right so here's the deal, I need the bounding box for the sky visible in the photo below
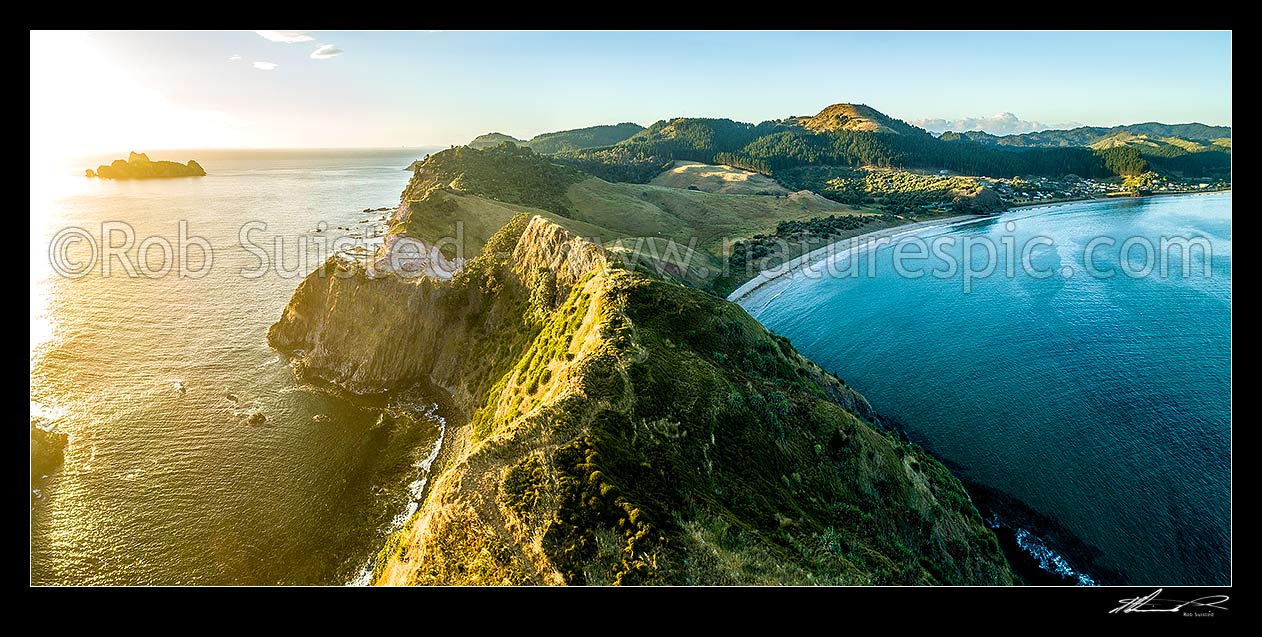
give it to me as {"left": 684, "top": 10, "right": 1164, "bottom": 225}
{"left": 30, "top": 30, "right": 1231, "bottom": 159}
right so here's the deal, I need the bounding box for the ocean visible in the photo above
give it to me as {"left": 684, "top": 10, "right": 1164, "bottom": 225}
{"left": 30, "top": 148, "right": 447, "bottom": 585}
{"left": 738, "top": 193, "right": 1232, "bottom": 585}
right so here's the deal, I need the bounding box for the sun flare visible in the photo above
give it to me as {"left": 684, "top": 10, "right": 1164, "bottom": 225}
{"left": 30, "top": 31, "right": 245, "bottom": 169}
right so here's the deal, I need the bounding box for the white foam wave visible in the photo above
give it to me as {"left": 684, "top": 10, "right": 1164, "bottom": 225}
{"left": 346, "top": 400, "right": 447, "bottom": 586}
{"left": 1012, "top": 527, "right": 1097, "bottom": 586}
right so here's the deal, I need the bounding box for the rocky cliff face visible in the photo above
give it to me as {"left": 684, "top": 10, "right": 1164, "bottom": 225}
{"left": 269, "top": 214, "right": 1014, "bottom": 585}
{"left": 267, "top": 215, "right": 578, "bottom": 410}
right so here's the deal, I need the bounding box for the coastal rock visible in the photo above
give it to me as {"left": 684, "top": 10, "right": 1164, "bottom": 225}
{"left": 31, "top": 421, "right": 68, "bottom": 480}
{"left": 86, "top": 151, "right": 206, "bottom": 179}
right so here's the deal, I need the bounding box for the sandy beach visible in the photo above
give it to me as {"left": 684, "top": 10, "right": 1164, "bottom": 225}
{"left": 727, "top": 190, "right": 1232, "bottom": 308}
{"left": 726, "top": 215, "right": 980, "bottom": 304}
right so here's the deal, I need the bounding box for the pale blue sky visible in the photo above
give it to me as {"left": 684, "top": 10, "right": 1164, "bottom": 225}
{"left": 31, "top": 30, "right": 1232, "bottom": 154}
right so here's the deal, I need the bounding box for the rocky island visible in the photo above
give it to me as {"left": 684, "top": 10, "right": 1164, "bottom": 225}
{"left": 85, "top": 152, "right": 206, "bottom": 179}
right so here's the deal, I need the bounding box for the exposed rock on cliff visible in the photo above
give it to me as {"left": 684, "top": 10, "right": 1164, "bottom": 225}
{"left": 268, "top": 214, "right": 1014, "bottom": 586}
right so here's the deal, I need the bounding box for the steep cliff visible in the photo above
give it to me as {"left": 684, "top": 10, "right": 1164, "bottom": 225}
{"left": 269, "top": 214, "right": 1014, "bottom": 585}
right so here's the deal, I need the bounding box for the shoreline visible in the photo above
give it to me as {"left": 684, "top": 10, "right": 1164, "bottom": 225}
{"left": 725, "top": 214, "right": 980, "bottom": 304}
{"left": 727, "top": 189, "right": 1232, "bottom": 305}
{"left": 1005, "top": 187, "right": 1231, "bottom": 214}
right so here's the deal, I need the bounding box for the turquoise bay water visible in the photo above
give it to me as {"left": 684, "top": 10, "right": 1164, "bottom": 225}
{"left": 30, "top": 148, "right": 446, "bottom": 585}
{"left": 740, "top": 193, "right": 1231, "bottom": 585}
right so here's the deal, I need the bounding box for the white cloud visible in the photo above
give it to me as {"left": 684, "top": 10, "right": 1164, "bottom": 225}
{"left": 255, "top": 30, "right": 314, "bottom": 43}
{"left": 228, "top": 54, "right": 242, "bottom": 62}
{"left": 912, "top": 112, "right": 1079, "bottom": 136}
{"left": 252, "top": 61, "right": 279, "bottom": 71}
{"left": 309, "top": 44, "right": 344, "bottom": 60}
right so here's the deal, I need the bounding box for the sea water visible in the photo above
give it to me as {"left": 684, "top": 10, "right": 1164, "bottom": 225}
{"left": 740, "top": 193, "right": 1231, "bottom": 585}
{"left": 30, "top": 148, "right": 446, "bottom": 585}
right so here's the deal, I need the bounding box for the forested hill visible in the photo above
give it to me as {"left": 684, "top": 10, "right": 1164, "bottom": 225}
{"left": 542, "top": 104, "right": 1228, "bottom": 182}
{"left": 469, "top": 132, "right": 526, "bottom": 149}
{"left": 526, "top": 123, "right": 646, "bottom": 154}
{"left": 938, "top": 122, "right": 1231, "bottom": 178}
{"left": 466, "top": 123, "right": 646, "bottom": 154}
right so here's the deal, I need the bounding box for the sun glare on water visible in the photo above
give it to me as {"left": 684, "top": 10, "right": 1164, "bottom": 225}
{"left": 28, "top": 31, "right": 249, "bottom": 370}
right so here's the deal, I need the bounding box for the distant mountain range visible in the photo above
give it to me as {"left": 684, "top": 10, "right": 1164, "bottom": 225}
{"left": 912, "top": 113, "right": 1067, "bottom": 136}
{"left": 939, "top": 122, "right": 1231, "bottom": 147}
{"left": 468, "top": 104, "right": 1231, "bottom": 180}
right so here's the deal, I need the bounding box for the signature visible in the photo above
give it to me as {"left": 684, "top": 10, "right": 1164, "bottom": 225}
{"left": 1110, "top": 589, "right": 1230, "bottom": 614}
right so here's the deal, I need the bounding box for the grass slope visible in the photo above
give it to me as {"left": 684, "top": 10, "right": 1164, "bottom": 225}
{"left": 649, "top": 160, "right": 791, "bottom": 195}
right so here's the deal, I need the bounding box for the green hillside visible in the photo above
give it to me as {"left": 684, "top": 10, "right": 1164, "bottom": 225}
{"left": 560, "top": 104, "right": 1153, "bottom": 180}
{"left": 397, "top": 144, "right": 897, "bottom": 295}
{"left": 526, "top": 122, "right": 645, "bottom": 154}
{"left": 403, "top": 143, "right": 587, "bottom": 216}
{"left": 941, "top": 123, "right": 1232, "bottom": 178}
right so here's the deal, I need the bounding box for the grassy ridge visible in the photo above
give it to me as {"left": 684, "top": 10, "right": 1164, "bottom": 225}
{"left": 298, "top": 216, "right": 1015, "bottom": 585}
{"left": 403, "top": 143, "right": 586, "bottom": 216}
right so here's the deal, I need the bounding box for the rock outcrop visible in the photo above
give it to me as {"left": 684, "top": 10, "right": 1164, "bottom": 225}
{"left": 86, "top": 152, "right": 206, "bottom": 179}
{"left": 31, "top": 422, "right": 68, "bottom": 480}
